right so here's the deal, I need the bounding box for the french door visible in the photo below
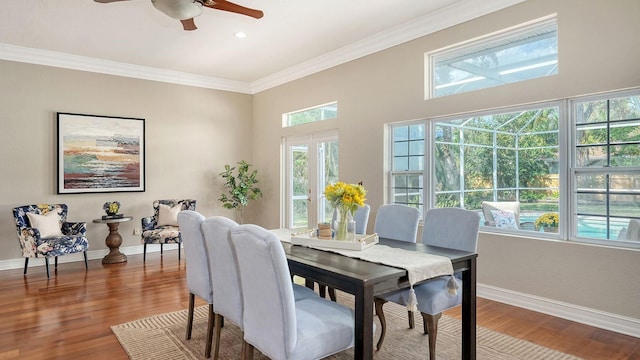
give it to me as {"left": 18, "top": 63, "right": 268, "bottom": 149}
{"left": 284, "top": 132, "right": 339, "bottom": 229}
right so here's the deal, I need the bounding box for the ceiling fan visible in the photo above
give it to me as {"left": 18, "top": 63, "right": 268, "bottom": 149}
{"left": 94, "top": 0, "right": 264, "bottom": 31}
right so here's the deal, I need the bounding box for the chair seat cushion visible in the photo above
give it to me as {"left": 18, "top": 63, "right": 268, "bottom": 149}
{"left": 288, "top": 297, "right": 355, "bottom": 360}
{"left": 381, "top": 275, "right": 462, "bottom": 315}
{"left": 142, "top": 226, "right": 181, "bottom": 244}
{"left": 292, "top": 284, "right": 319, "bottom": 301}
{"left": 36, "top": 235, "right": 89, "bottom": 257}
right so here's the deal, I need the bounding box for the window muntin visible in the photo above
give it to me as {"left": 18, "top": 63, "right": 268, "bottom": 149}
{"left": 572, "top": 93, "right": 640, "bottom": 244}
{"left": 283, "top": 102, "right": 337, "bottom": 127}
{"left": 429, "top": 17, "right": 558, "bottom": 98}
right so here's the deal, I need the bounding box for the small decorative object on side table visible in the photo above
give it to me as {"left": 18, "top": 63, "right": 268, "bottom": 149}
{"left": 102, "top": 201, "right": 124, "bottom": 220}
{"left": 93, "top": 207, "right": 132, "bottom": 264}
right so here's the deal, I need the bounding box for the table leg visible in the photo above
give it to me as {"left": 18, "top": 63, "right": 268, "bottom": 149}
{"left": 354, "top": 285, "right": 374, "bottom": 360}
{"left": 102, "top": 222, "right": 127, "bottom": 264}
{"left": 461, "top": 257, "right": 477, "bottom": 360}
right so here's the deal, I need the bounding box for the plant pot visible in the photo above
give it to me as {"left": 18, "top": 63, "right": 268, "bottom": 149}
{"left": 543, "top": 226, "right": 558, "bottom": 233}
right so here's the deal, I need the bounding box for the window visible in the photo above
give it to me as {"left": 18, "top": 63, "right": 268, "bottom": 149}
{"left": 283, "top": 102, "right": 338, "bottom": 127}
{"left": 390, "top": 105, "right": 561, "bottom": 233}
{"left": 571, "top": 91, "right": 640, "bottom": 244}
{"left": 388, "top": 89, "right": 640, "bottom": 248}
{"left": 390, "top": 124, "right": 425, "bottom": 214}
{"left": 428, "top": 17, "right": 558, "bottom": 98}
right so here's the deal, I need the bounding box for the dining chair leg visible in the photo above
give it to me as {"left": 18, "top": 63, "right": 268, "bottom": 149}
{"left": 143, "top": 244, "right": 147, "bottom": 263}
{"left": 422, "top": 312, "right": 442, "bottom": 360}
{"left": 186, "top": 293, "right": 195, "bottom": 340}
{"left": 407, "top": 310, "right": 415, "bottom": 329}
{"left": 178, "top": 243, "right": 181, "bottom": 261}
{"left": 23, "top": 258, "right": 29, "bottom": 275}
{"left": 213, "top": 313, "right": 223, "bottom": 360}
{"left": 83, "top": 251, "right": 88, "bottom": 269}
{"left": 319, "top": 284, "right": 327, "bottom": 298}
{"left": 374, "top": 297, "right": 387, "bottom": 351}
{"left": 241, "top": 340, "right": 254, "bottom": 360}
{"left": 205, "top": 304, "right": 214, "bottom": 358}
{"left": 328, "top": 287, "right": 337, "bottom": 301}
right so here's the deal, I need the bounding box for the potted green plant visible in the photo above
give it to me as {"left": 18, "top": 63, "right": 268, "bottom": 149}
{"left": 218, "top": 160, "right": 262, "bottom": 224}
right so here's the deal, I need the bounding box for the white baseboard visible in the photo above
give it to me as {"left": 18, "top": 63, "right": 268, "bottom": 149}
{"left": 478, "top": 283, "right": 640, "bottom": 338}
{"left": 0, "top": 244, "right": 173, "bottom": 271}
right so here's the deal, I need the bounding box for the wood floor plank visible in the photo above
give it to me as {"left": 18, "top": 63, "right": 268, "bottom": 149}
{"left": 0, "top": 250, "right": 637, "bottom": 359}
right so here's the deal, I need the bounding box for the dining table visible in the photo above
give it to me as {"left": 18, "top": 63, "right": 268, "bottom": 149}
{"left": 276, "top": 231, "right": 478, "bottom": 360}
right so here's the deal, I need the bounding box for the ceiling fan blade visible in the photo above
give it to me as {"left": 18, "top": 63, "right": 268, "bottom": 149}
{"left": 181, "top": 18, "right": 198, "bottom": 31}
{"left": 203, "top": 0, "right": 264, "bottom": 19}
{"left": 93, "top": 0, "right": 131, "bottom": 3}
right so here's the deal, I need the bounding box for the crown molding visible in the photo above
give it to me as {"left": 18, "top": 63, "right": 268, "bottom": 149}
{"left": 0, "top": 43, "right": 253, "bottom": 94}
{"left": 0, "top": 0, "right": 524, "bottom": 95}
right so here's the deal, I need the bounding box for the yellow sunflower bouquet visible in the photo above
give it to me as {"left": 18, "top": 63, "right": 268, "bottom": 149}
{"left": 324, "top": 182, "right": 366, "bottom": 240}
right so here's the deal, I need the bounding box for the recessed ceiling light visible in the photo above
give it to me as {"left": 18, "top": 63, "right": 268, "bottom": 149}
{"left": 234, "top": 32, "right": 247, "bottom": 38}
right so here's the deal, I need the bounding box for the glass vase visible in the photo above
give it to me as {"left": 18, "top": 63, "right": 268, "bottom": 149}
{"left": 332, "top": 207, "right": 356, "bottom": 241}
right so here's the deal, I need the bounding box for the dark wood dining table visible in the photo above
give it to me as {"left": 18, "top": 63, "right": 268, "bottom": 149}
{"left": 282, "top": 237, "right": 478, "bottom": 360}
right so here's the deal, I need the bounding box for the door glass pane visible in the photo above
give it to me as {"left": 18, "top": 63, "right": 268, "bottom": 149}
{"left": 291, "top": 145, "right": 308, "bottom": 228}
{"left": 318, "top": 140, "right": 339, "bottom": 223}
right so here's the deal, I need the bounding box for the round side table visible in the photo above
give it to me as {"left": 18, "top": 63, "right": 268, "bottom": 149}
{"left": 93, "top": 216, "right": 133, "bottom": 264}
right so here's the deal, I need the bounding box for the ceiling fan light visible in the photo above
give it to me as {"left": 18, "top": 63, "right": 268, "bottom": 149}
{"left": 151, "top": 0, "right": 203, "bottom": 20}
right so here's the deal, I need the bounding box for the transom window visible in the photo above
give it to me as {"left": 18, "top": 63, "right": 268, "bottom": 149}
{"left": 428, "top": 17, "right": 558, "bottom": 98}
{"left": 283, "top": 102, "right": 338, "bottom": 127}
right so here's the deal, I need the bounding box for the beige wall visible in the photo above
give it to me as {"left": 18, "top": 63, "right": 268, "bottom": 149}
{"left": 251, "top": 0, "right": 640, "bottom": 320}
{"left": 0, "top": 60, "right": 253, "bottom": 260}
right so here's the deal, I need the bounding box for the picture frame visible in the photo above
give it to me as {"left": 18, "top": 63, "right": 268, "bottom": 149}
{"left": 57, "top": 112, "right": 145, "bottom": 194}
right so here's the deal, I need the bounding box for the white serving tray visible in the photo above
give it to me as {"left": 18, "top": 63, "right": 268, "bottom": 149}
{"left": 291, "top": 231, "right": 379, "bottom": 251}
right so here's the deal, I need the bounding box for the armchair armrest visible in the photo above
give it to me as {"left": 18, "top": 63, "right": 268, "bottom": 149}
{"left": 62, "top": 221, "right": 87, "bottom": 236}
{"left": 142, "top": 216, "right": 156, "bottom": 231}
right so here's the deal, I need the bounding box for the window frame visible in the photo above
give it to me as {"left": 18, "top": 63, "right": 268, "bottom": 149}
{"left": 426, "top": 15, "right": 558, "bottom": 99}
{"left": 282, "top": 101, "right": 338, "bottom": 127}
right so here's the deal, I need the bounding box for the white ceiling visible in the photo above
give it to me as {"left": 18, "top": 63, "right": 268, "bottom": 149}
{"left": 0, "top": 0, "right": 523, "bottom": 93}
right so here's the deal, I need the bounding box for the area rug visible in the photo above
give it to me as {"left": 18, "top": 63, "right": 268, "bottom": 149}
{"left": 112, "top": 293, "right": 581, "bottom": 360}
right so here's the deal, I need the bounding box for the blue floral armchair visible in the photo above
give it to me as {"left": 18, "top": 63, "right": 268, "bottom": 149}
{"left": 141, "top": 199, "right": 196, "bottom": 262}
{"left": 12, "top": 204, "right": 89, "bottom": 278}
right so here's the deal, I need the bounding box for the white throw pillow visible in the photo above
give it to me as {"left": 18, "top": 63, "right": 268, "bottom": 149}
{"left": 490, "top": 209, "right": 519, "bottom": 230}
{"left": 26, "top": 211, "right": 63, "bottom": 238}
{"left": 157, "top": 203, "right": 182, "bottom": 226}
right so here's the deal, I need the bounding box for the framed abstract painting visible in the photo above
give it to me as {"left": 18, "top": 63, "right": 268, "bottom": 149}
{"left": 57, "top": 112, "right": 145, "bottom": 194}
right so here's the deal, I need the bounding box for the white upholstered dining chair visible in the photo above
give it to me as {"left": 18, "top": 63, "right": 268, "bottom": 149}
{"left": 201, "top": 217, "right": 318, "bottom": 359}
{"left": 177, "top": 210, "right": 214, "bottom": 358}
{"left": 375, "top": 207, "right": 480, "bottom": 359}
{"left": 229, "top": 224, "right": 356, "bottom": 360}
{"left": 374, "top": 204, "right": 421, "bottom": 242}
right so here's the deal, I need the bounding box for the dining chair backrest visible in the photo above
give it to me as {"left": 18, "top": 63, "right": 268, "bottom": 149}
{"left": 422, "top": 207, "right": 480, "bottom": 253}
{"left": 354, "top": 204, "right": 371, "bottom": 234}
{"left": 177, "top": 210, "right": 212, "bottom": 303}
{"left": 374, "top": 204, "right": 420, "bottom": 242}
{"left": 331, "top": 204, "right": 371, "bottom": 234}
{"left": 201, "top": 216, "right": 242, "bottom": 325}
{"left": 230, "top": 224, "right": 298, "bottom": 358}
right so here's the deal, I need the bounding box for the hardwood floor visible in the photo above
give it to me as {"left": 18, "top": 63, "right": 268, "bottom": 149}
{"left": 0, "top": 251, "right": 638, "bottom": 359}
